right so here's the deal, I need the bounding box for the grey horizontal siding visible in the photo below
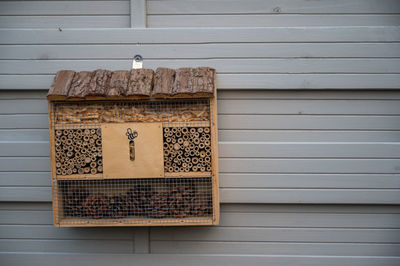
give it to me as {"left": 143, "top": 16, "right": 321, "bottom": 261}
{"left": 149, "top": 204, "right": 400, "bottom": 256}
{"left": 148, "top": 14, "right": 400, "bottom": 27}
{"left": 2, "top": 43, "right": 400, "bottom": 59}
{"left": 0, "top": 1, "right": 130, "bottom": 15}
{"left": 0, "top": 0, "right": 130, "bottom": 28}
{"left": 0, "top": 239, "right": 134, "bottom": 253}
{"left": 2, "top": 27, "right": 399, "bottom": 44}
{"left": 0, "top": 27, "right": 399, "bottom": 90}
{"left": 1, "top": 203, "right": 399, "bottom": 258}
{"left": 147, "top": 0, "right": 400, "bottom": 27}
{"left": 0, "top": 1, "right": 399, "bottom": 264}
{"left": 1, "top": 253, "right": 399, "bottom": 266}
{"left": 1, "top": 90, "right": 399, "bottom": 205}
{"left": 0, "top": 16, "right": 130, "bottom": 28}
{"left": 2, "top": 59, "right": 400, "bottom": 74}
{"left": 147, "top": 0, "right": 400, "bottom": 14}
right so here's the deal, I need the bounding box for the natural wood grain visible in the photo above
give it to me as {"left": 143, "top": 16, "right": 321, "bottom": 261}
{"left": 101, "top": 122, "right": 164, "bottom": 179}
{"left": 126, "top": 69, "right": 153, "bottom": 97}
{"left": 55, "top": 174, "right": 103, "bottom": 180}
{"left": 153, "top": 67, "right": 175, "bottom": 97}
{"left": 172, "top": 67, "right": 192, "bottom": 95}
{"left": 164, "top": 172, "right": 212, "bottom": 178}
{"left": 48, "top": 67, "right": 215, "bottom": 99}
{"left": 173, "top": 67, "right": 215, "bottom": 96}
{"left": 48, "top": 102, "right": 58, "bottom": 225}
{"left": 87, "top": 69, "right": 112, "bottom": 97}
{"left": 58, "top": 217, "right": 214, "bottom": 227}
{"left": 108, "top": 70, "right": 130, "bottom": 96}
{"left": 47, "top": 70, "right": 75, "bottom": 99}
{"left": 192, "top": 67, "right": 215, "bottom": 95}
{"left": 210, "top": 74, "right": 220, "bottom": 225}
{"left": 68, "top": 71, "right": 92, "bottom": 98}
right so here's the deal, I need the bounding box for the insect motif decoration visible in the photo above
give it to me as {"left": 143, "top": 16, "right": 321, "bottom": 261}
{"left": 126, "top": 128, "right": 138, "bottom": 161}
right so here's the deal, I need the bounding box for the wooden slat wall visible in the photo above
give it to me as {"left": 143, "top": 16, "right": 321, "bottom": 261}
{"left": 147, "top": 0, "right": 400, "bottom": 27}
{"left": 0, "top": 0, "right": 130, "bottom": 28}
{"left": 0, "top": 0, "right": 400, "bottom": 265}
{"left": 1, "top": 90, "right": 400, "bottom": 205}
{"left": 0, "top": 202, "right": 399, "bottom": 264}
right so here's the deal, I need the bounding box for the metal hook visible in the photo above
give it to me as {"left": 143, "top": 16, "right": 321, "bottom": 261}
{"left": 132, "top": 55, "right": 143, "bottom": 69}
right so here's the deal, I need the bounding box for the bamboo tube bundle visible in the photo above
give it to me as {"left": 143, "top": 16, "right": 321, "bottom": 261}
{"left": 163, "top": 127, "right": 212, "bottom": 172}
{"left": 54, "top": 127, "right": 103, "bottom": 176}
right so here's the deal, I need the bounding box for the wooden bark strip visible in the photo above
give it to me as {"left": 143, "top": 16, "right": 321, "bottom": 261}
{"left": 172, "top": 68, "right": 192, "bottom": 95}
{"left": 68, "top": 71, "right": 93, "bottom": 98}
{"left": 153, "top": 68, "right": 175, "bottom": 97}
{"left": 86, "top": 69, "right": 112, "bottom": 97}
{"left": 48, "top": 67, "right": 215, "bottom": 100}
{"left": 126, "top": 69, "right": 153, "bottom": 97}
{"left": 192, "top": 67, "right": 215, "bottom": 95}
{"left": 47, "top": 70, "right": 75, "bottom": 98}
{"left": 108, "top": 70, "right": 130, "bottom": 96}
{"left": 173, "top": 67, "right": 215, "bottom": 96}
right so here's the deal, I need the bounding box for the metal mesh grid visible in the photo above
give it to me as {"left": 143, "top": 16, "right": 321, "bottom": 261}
{"left": 52, "top": 99, "right": 210, "bottom": 128}
{"left": 54, "top": 128, "right": 103, "bottom": 176}
{"left": 164, "top": 127, "right": 212, "bottom": 173}
{"left": 56, "top": 178, "right": 213, "bottom": 225}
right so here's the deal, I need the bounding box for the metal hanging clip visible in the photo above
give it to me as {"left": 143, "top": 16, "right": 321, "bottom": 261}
{"left": 132, "top": 54, "right": 143, "bottom": 69}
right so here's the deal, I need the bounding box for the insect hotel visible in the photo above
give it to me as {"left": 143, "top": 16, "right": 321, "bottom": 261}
{"left": 47, "top": 66, "right": 219, "bottom": 227}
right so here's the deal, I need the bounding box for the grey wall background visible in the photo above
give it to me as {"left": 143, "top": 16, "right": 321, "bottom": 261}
{"left": 1, "top": 0, "right": 400, "bottom": 265}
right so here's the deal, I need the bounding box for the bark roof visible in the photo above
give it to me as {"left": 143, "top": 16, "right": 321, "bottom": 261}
{"left": 47, "top": 67, "right": 216, "bottom": 100}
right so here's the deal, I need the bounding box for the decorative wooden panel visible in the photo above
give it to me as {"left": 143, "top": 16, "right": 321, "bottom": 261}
{"left": 48, "top": 67, "right": 219, "bottom": 227}
{"left": 101, "top": 122, "right": 164, "bottom": 179}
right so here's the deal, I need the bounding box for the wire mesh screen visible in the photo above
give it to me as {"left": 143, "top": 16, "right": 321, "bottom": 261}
{"left": 164, "top": 127, "right": 212, "bottom": 173}
{"left": 54, "top": 128, "right": 103, "bottom": 176}
{"left": 52, "top": 99, "right": 210, "bottom": 128}
{"left": 56, "top": 178, "right": 213, "bottom": 225}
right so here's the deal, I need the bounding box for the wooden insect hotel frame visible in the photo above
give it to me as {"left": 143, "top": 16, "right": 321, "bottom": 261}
{"left": 47, "top": 67, "right": 219, "bottom": 227}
